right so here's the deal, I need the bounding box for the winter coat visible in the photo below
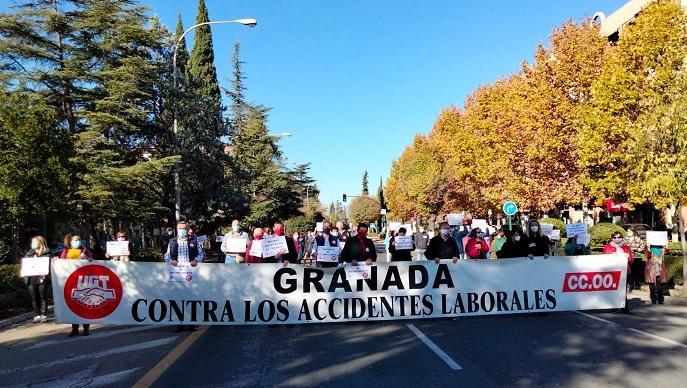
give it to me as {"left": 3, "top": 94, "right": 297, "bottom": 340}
{"left": 465, "top": 237, "right": 489, "bottom": 259}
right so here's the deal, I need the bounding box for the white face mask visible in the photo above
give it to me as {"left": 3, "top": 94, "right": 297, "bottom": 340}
{"left": 232, "top": 225, "right": 240, "bottom": 232}
{"left": 514, "top": 235, "right": 521, "bottom": 242}
{"left": 530, "top": 225, "right": 539, "bottom": 233}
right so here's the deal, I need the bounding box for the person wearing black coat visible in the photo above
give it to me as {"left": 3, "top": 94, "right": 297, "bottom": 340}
{"left": 498, "top": 229, "right": 528, "bottom": 258}
{"left": 425, "top": 222, "right": 460, "bottom": 263}
{"left": 271, "top": 222, "right": 297, "bottom": 264}
{"left": 524, "top": 219, "right": 551, "bottom": 258}
{"left": 389, "top": 227, "right": 415, "bottom": 261}
{"left": 340, "top": 223, "right": 377, "bottom": 265}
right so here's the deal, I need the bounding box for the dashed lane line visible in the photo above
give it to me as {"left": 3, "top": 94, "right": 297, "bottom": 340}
{"left": 406, "top": 323, "right": 463, "bottom": 370}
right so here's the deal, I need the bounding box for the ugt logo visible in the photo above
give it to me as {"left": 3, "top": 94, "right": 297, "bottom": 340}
{"left": 64, "top": 265, "right": 123, "bottom": 319}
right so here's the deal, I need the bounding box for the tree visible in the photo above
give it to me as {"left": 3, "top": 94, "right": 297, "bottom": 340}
{"left": 186, "top": 0, "right": 221, "bottom": 110}
{"left": 377, "top": 177, "right": 386, "bottom": 210}
{"left": 362, "top": 171, "right": 369, "bottom": 195}
{"left": 349, "top": 196, "right": 380, "bottom": 225}
{"left": 226, "top": 39, "right": 247, "bottom": 136}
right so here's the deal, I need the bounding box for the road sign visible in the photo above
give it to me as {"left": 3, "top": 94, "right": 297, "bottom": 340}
{"left": 503, "top": 201, "right": 518, "bottom": 216}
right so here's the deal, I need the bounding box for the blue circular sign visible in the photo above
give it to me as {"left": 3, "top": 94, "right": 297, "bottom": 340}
{"left": 503, "top": 201, "right": 518, "bottom": 216}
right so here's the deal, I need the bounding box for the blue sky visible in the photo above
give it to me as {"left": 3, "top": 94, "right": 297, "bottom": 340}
{"left": 6, "top": 0, "right": 629, "bottom": 207}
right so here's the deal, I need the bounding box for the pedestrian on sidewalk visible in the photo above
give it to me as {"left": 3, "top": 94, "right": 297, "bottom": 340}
{"left": 603, "top": 232, "right": 633, "bottom": 313}
{"left": 24, "top": 236, "right": 51, "bottom": 323}
{"left": 645, "top": 245, "right": 668, "bottom": 305}
{"left": 58, "top": 234, "right": 93, "bottom": 336}
{"left": 413, "top": 226, "right": 430, "bottom": 261}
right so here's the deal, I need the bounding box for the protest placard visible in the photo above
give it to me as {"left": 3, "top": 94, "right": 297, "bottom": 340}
{"left": 249, "top": 241, "right": 263, "bottom": 257}
{"left": 196, "top": 235, "right": 208, "bottom": 245}
{"left": 316, "top": 246, "right": 340, "bottom": 262}
{"left": 215, "top": 235, "right": 224, "bottom": 243}
{"left": 540, "top": 223, "right": 554, "bottom": 237}
{"left": 316, "top": 222, "right": 324, "bottom": 232}
{"left": 646, "top": 231, "right": 668, "bottom": 246}
{"left": 395, "top": 236, "right": 413, "bottom": 250}
{"left": 262, "top": 236, "right": 289, "bottom": 257}
{"left": 446, "top": 213, "right": 463, "bottom": 226}
{"left": 225, "top": 237, "right": 247, "bottom": 253}
{"left": 20, "top": 256, "right": 50, "bottom": 277}
{"left": 168, "top": 263, "right": 197, "bottom": 282}
{"left": 106, "top": 241, "right": 130, "bottom": 257}
{"left": 550, "top": 230, "right": 561, "bottom": 241}
{"left": 345, "top": 264, "right": 372, "bottom": 280}
{"left": 576, "top": 233, "right": 591, "bottom": 246}
{"left": 566, "top": 223, "right": 588, "bottom": 238}
{"left": 472, "top": 219, "right": 488, "bottom": 231}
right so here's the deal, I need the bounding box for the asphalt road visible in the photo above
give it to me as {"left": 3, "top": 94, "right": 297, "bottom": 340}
{"left": 1, "top": 290, "right": 685, "bottom": 387}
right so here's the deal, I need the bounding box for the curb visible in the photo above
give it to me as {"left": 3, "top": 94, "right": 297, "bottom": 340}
{"left": 0, "top": 311, "right": 35, "bottom": 330}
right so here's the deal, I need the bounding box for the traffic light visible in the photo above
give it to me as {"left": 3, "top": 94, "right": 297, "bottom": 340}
{"left": 342, "top": 194, "right": 347, "bottom": 202}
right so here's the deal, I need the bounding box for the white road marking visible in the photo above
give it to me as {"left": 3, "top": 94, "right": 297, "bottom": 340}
{"left": 406, "top": 323, "right": 462, "bottom": 370}
{"left": 574, "top": 311, "right": 687, "bottom": 350}
{"left": 573, "top": 311, "right": 618, "bottom": 325}
{"left": 28, "top": 366, "right": 140, "bottom": 388}
{"left": 26, "top": 325, "right": 159, "bottom": 350}
{"left": 628, "top": 328, "right": 687, "bottom": 349}
{"left": 0, "top": 337, "right": 177, "bottom": 376}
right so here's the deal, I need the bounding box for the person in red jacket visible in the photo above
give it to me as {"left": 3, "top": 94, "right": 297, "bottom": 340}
{"left": 465, "top": 228, "right": 489, "bottom": 259}
{"left": 603, "top": 231, "right": 633, "bottom": 313}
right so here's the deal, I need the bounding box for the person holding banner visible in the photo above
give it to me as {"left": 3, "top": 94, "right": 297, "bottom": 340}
{"left": 498, "top": 229, "right": 528, "bottom": 258}
{"left": 603, "top": 231, "right": 633, "bottom": 313}
{"left": 425, "top": 222, "right": 459, "bottom": 263}
{"left": 524, "top": 219, "right": 550, "bottom": 258}
{"left": 389, "top": 227, "right": 415, "bottom": 261}
{"left": 58, "top": 234, "right": 93, "bottom": 336}
{"left": 164, "top": 221, "right": 204, "bottom": 268}
{"left": 312, "top": 221, "right": 341, "bottom": 268}
{"left": 221, "top": 219, "right": 249, "bottom": 263}
{"left": 340, "top": 223, "right": 377, "bottom": 265}
{"left": 105, "top": 231, "right": 130, "bottom": 262}
{"left": 24, "top": 236, "right": 51, "bottom": 323}
{"left": 465, "top": 228, "right": 489, "bottom": 259}
{"left": 645, "top": 245, "right": 668, "bottom": 305}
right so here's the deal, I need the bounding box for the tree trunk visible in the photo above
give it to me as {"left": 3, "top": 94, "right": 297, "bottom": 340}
{"left": 679, "top": 207, "right": 687, "bottom": 297}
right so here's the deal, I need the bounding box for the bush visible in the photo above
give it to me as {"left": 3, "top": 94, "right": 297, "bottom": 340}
{"left": 0, "top": 264, "right": 23, "bottom": 293}
{"left": 589, "top": 223, "right": 626, "bottom": 247}
{"left": 664, "top": 254, "right": 684, "bottom": 285}
{"left": 540, "top": 218, "right": 567, "bottom": 238}
{"left": 134, "top": 246, "right": 163, "bottom": 262}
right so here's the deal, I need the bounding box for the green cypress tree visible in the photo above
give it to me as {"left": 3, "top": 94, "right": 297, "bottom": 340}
{"left": 362, "top": 171, "right": 369, "bottom": 196}
{"left": 186, "top": 0, "right": 221, "bottom": 108}
{"left": 225, "top": 39, "right": 247, "bottom": 137}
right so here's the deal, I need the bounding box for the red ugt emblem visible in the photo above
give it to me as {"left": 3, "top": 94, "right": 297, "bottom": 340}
{"left": 63, "top": 265, "right": 123, "bottom": 319}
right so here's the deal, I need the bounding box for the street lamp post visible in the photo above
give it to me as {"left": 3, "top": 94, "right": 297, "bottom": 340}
{"left": 172, "top": 18, "right": 257, "bottom": 223}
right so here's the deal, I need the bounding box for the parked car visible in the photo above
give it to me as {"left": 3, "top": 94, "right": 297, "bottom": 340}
{"left": 623, "top": 223, "right": 652, "bottom": 239}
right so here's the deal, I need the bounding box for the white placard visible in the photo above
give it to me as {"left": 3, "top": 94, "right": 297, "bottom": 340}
{"left": 168, "top": 263, "right": 197, "bottom": 282}
{"left": 576, "top": 233, "right": 591, "bottom": 246}
{"left": 249, "top": 240, "right": 262, "bottom": 257}
{"left": 566, "top": 223, "right": 588, "bottom": 238}
{"left": 446, "top": 214, "right": 464, "bottom": 226}
{"left": 106, "top": 241, "right": 130, "bottom": 257}
{"left": 345, "top": 264, "right": 372, "bottom": 280}
{"left": 225, "top": 237, "right": 247, "bottom": 253}
{"left": 540, "top": 223, "right": 554, "bottom": 237}
{"left": 550, "top": 230, "right": 561, "bottom": 241}
{"left": 52, "top": 255, "right": 628, "bottom": 325}
{"left": 196, "top": 235, "right": 208, "bottom": 245}
{"left": 20, "top": 256, "right": 50, "bottom": 277}
{"left": 646, "top": 231, "right": 668, "bottom": 246}
{"left": 394, "top": 236, "right": 413, "bottom": 250}
{"left": 316, "top": 222, "right": 324, "bottom": 232}
{"left": 472, "top": 219, "right": 488, "bottom": 231}
{"left": 262, "top": 236, "right": 289, "bottom": 258}
{"left": 316, "top": 246, "right": 340, "bottom": 262}
{"left": 215, "top": 235, "right": 224, "bottom": 243}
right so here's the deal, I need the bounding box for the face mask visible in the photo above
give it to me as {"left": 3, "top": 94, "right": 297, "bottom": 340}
{"left": 357, "top": 231, "right": 367, "bottom": 238}
{"left": 530, "top": 225, "right": 539, "bottom": 233}
{"left": 440, "top": 229, "right": 450, "bottom": 236}
{"left": 274, "top": 227, "right": 284, "bottom": 236}
{"left": 232, "top": 225, "right": 240, "bottom": 232}
{"left": 254, "top": 234, "right": 262, "bottom": 240}
{"left": 117, "top": 237, "right": 126, "bottom": 242}
{"left": 31, "top": 241, "right": 39, "bottom": 250}
{"left": 612, "top": 237, "right": 622, "bottom": 244}
{"left": 71, "top": 240, "right": 81, "bottom": 249}
{"left": 323, "top": 227, "right": 331, "bottom": 234}
{"left": 332, "top": 232, "right": 339, "bottom": 237}
{"left": 178, "top": 229, "right": 188, "bottom": 238}
{"left": 514, "top": 236, "right": 521, "bottom": 242}
{"left": 651, "top": 247, "right": 662, "bottom": 257}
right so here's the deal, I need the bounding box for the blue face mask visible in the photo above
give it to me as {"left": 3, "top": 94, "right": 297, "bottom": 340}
{"left": 71, "top": 240, "right": 81, "bottom": 249}
{"left": 651, "top": 247, "right": 663, "bottom": 257}
{"left": 178, "top": 229, "right": 188, "bottom": 238}
{"left": 31, "top": 241, "right": 39, "bottom": 250}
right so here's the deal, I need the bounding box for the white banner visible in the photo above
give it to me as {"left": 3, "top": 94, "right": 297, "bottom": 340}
{"left": 52, "top": 255, "right": 627, "bottom": 325}
{"left": 472, "top": 219, "right": 488, "bottom": 231}
{"left": 106, "top": 241, "right": 130, "bottom": 257}
{"left": 394, "top": 236, "right": 413, "bottom": 250}
{"left": 316, "top": 246, "right": 340, "bottom": 262}
{"left": 20, "top": 256, "right": 50, "bottom": 277}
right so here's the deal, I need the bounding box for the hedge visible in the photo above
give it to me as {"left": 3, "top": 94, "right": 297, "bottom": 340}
{"left": 589, "top": 223, "right": 626, "bottom": 247}
{"left": 0, "top": 264, "right": 23, "bottom": 293}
